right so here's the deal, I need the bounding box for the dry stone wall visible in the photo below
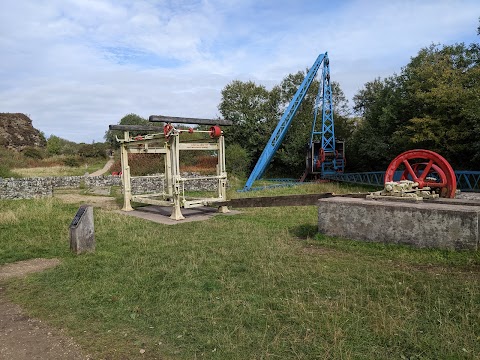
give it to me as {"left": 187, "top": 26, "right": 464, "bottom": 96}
{"left": 0, "top": 173, "right": 217, "bottom": 199}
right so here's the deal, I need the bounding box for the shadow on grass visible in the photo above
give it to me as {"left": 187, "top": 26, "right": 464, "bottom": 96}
{"left": 290, "top": 224, "right": 318, "bottom": 239}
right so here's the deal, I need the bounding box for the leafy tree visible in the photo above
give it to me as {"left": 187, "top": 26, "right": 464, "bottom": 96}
{"left": 219, "top": 73, "right": 353, "bottom": 177}
{"left": 394, "top": 43, "right": 480, "bottom": 168}
{"left": 225, "top": 143, "right": 251, "bottom": 178}
{"left": 219, "top": 81, "right": 278, "bottom": 164}
{"left": 46, "top": 135, "right": 78, "bottom": 156}
{"left": 104, "top": 113, "right": 161, "bottom": 149}
{"left": 349, "top": 77, "right": 404, "bottom": 170}
{"left": 46, "top": 135, "right": 62, "bottom": 155}
{"left": 78, "top": 142, "right": 108, "bottom": 158}
{"left": 350, "top": 40, "right": 480, "bottom": 171}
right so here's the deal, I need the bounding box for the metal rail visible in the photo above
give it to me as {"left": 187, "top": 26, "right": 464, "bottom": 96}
{"left": 324, "top": 171, "right": 480, "bottom": 192}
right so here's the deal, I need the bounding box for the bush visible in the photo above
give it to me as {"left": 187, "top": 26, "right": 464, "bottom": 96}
{"left": 0, "top": 164, "right": 19, "bottom": 178}
{"left": 78, "top": 143, "right": 108, "bottom": 159}
{"left": 226, "top": 144, "right": 250, "bottom": 177}
{"left": 63, "top": 157, "right": 80, "bottom": 167}
{"left": 22, "top": 147, "right": 44, "bottom": 160}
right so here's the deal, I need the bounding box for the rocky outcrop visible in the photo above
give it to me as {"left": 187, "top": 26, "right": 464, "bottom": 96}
{"left": 0, "top": 113, "right": 46, "bottom": 150}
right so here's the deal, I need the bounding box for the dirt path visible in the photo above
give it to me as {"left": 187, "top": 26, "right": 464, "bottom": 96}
{"left": 88, "top": 157, "right": 115, "bottom": 177}
{"left": 0, "top": 259, "right": 89, "bottom": 359}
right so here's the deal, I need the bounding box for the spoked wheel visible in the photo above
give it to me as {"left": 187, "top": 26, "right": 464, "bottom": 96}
{"left": 384, "top": 149, "right": 456, "bottom": 198}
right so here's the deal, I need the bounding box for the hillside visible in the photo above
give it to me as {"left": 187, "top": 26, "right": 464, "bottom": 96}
{"left": 0, "top": 113, "right": 46, "bottom": 150}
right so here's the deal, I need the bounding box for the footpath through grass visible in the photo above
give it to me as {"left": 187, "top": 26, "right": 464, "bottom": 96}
{"left": 0, "top": 184, "right": 479, "bottom": 359}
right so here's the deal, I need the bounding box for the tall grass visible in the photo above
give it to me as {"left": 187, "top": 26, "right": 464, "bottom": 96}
{"left": 0, "top": 189, "right": 479, "bottom": 359}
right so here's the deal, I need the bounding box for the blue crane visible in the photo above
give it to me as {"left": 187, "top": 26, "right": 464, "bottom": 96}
{"left": 243, "top": 52, "right": 344, "bottom": 191}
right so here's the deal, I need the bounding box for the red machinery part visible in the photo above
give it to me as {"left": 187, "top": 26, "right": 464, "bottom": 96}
{"left": 384, "top": 149, "right": 457, "bottom": 198}
{"left": 209, "top": 125, "right": 222, "bottom": 138}
{"left": 164, "top": 124, "right": 174, "bottom": 139}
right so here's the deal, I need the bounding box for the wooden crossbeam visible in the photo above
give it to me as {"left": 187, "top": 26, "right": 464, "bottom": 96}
{"left": 149, "top": 115, "right": 233, "bottom": 126}
{"left": 215, "top": 193, "right": 334, "bottom": 208}
{"left": 109, "top": 125, "right": 164, "bottom": 131}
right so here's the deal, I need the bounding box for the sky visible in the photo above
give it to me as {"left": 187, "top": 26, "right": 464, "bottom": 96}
{"left": 0, "top": 0, "right": 478, "bottom": 143}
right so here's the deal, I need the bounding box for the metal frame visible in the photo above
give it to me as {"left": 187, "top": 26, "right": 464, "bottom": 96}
{"left": 243, "top": 52, "right": 328, "bottom": 191}
{"left": 113, "top": 124, "right": 229, "bottom": 220}
{"left": 325, "top": 170, "right": 480, "bottom": 192}
{"left": 243, "top": 52, "right": 345, "bottom": 190}
{"left": 309, "top": 56, "right": 344, "bottom": 175}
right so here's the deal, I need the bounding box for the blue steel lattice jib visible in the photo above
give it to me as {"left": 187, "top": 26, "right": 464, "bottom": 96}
{"left": 243, "top": 53, "right": 327, "bottom": 191}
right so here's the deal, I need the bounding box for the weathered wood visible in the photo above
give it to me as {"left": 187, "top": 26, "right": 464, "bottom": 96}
{"left": 215, "top": 193, "right": 334, "bottom": 208}
{"left": 149, "top": 115, "right": 233, "bottom": 126}
{"left": 109, "top": 125, "right": 164, "bottom": 131}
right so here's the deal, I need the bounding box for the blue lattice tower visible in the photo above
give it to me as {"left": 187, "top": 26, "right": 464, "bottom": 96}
{"left": 308, "top": 54, "right": 344, "bottom": 177}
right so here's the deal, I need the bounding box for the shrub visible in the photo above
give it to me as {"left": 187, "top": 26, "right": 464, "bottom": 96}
{"left": 225, "top": 144, "right": 250, "bottom": 177}
{"left": 22, "top": 147, "right": 44, "bottom": 159}
{"left": 0, "top": 164, "right": 19, "bottom": 178}
{"left": 78, "top": 143, "right": 108, "bottom": 159}
{"left": 64, "top": 157, "right": 80, "bottom": 167}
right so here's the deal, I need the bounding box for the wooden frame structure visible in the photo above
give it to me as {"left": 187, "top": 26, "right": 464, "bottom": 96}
{"left": 110, "top": 116, "right": 232, "bottom": 220}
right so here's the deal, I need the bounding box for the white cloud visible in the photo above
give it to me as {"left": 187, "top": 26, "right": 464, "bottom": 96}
{"left": 0, "top": 0, "right": 478, "bottom": 142}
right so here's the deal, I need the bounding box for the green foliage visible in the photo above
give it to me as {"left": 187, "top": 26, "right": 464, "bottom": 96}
{"left": 46, "top": 135, "right": 78, "bottom": 156}
{"left": 77, "top": 142, "right": 107, "bottom": 159}
{"left": 0, "top": 163, "right": 18, "bottom": 178}
{"left": 350, "top": 41, "right": 480, "bottom": 171}
{"left": 219, "top": 75, "right": 353, "bottom": 177}
{"left": 104, "top": 113, "right": 163, "bottom": 149}
{"left": 220, "top": 80, "right": 278, "bottom": 164}
{"left": 0, "top": 148, "right": 30, "bottom": 175}
{"left": 63, "top": 157, "right": 80, "bottom": 167}
{"left": 22, "top": 147, "right": 44, "bottom": 160}
{"left": 225, "top": 143, "right": 250, "bottom": 177}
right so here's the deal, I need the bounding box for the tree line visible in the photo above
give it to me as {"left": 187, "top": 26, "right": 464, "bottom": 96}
{"left": 219, "top": 41, "right": 479, "bottom": 176}
{"left": 108, "top": 27, "right": 479, "bottom": 177}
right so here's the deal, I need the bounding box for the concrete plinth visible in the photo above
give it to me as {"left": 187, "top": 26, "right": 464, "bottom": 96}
{"left": 318, "top": 197, "right": 479, "bottom": 250}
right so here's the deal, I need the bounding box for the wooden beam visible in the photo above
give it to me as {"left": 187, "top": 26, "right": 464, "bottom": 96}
{"left": 109, "top": 125, "right": 164, "bottom": 131}
{"left": 149, "top": 115, "right": 233, "bottom": 126}
{"left": 215, "top": 193, "right": 335, "bottom": 208}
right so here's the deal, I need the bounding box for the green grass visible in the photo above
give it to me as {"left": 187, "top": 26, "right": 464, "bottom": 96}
{"left": 12, "top": 159, "right": 108, "bottom": 177}
{"left": 0, "top": 185, "right": 479, "bottom": 359}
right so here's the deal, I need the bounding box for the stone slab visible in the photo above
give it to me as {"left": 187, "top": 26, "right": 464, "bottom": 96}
{"left": 118, "top": 206, "right": 240, "bottom": 225}
{"left": 69, "top": 205, "right": 95, "bottom": 254}
{"left": 318, "top": 197, "right": 479, "bottom": 250}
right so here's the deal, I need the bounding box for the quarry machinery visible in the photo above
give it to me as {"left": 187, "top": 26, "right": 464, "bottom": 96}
{"left": 243, "top": 52, "right": 344, "bottom": 191}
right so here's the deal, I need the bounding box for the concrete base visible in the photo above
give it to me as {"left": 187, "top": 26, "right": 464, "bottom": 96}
{"left": 318, "top": 197, "right": 479, "bottom": 250}
{"left": 118, "top": 206, "right": 240, "bottom": 225}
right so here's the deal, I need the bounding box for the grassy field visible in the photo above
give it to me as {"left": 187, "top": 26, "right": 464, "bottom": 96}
{"left": 0, "top": 183, "right": 479, "bottom": 359}
{"left": 12, "top": 159, "right": 108, "bottom": 177}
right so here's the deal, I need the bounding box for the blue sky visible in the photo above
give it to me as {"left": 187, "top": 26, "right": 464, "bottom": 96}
{"left": 0, "top": 0, "right": 478, "bottom": 142}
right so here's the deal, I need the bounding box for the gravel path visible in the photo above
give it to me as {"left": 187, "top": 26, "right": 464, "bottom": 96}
{"left": 88, "top": 157, "right": 115, "bottom": 177}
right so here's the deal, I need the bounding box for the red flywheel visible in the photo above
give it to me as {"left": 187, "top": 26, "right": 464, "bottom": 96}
{"left": 384, "top": 149, "right": 457, "bottom": 198}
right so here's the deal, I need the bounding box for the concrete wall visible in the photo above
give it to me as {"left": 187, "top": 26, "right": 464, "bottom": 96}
{"left": 0, "top": 173, "right": 217, "bottom": 200}
{"left": 318, "top": 197, "right": 479, "bottom": 250}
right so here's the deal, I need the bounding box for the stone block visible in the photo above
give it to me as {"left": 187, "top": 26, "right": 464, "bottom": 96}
{"left": 318, "top": 197, "right": 479, "bottom": 250}
{"left": 69, "top": 205, "right": 95, "bottom": 254}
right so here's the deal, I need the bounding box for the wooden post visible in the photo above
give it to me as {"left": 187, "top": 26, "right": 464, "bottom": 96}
{"left": 120, "top": 131, "right": 133, "bottom": 211}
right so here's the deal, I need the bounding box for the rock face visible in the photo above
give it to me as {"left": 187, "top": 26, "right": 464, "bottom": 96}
{"left": 0, "top": 113, "right": 46, "bottom": 150}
